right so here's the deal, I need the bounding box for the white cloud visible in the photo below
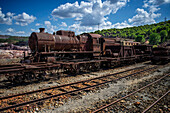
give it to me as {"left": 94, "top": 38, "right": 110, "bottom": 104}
{"left": 69, "top": 23, "right": 95, "bottom": 34}
{"left": 132, "top": 0, "right": 170, "bottom": 26}
{"left": 44, "top": 21, "right": 57, "bottom": 33}
{"left": 52, "top": 0, "right": 169, "bottom": 34}
{"left": 52, "top": 0, "right": 129, "bottom": 26}
{"left": 52, "top": 1, "right": 92, "bottom": 19}
{"left": 147, "top": 0, "right": 170, "bottom": 5}
{"left": 35, "top": 23, "right": 40, "bottom": 26}
{"left": 60, "top": 22, "right": 67, "bottom": 27}
{"left": 113, "top": 21, "right": 132, "bottom": 29}
{"left": 0, "top": 8, "right": 37, "bottom": 26}
{"left": 6, "top": 12, "right": 15, "bottom": 17}
{"left": 44, "top": 21, "right": 51, "bottom": 26}
{"left": 6, "top": 28, "right": 14, "bottom": 33}
{"left": 69, "top": 20, "right": 132, "bottom": 35}
{"left": 69, "top": 20, "right": 131, "bottom": 35}
{"left": 14, "top": 12, "right": 36, "bottom": 26}
{"left": 31, "top": 28, "right": 36, "bottom": 32}
{"left": 51, "top": 0, "right": 131, "bottom": 34}
{"left": 143, "top": 0, "right": 170, "bottom": 12}
{"left": 31, "top": 28, "right": 39, "bottom": 32}
{"left": 107, "top": 0, "right": 120, "bottom": 4}
{"left": 5, "top": 28, "right": 26, "bottom": 35}
{"left": 128, "top": 8, "right": 161, "bottom": 26}
{"left": 149, "top": 5, "right": 160, "bottom": 13}
{"left": 16, "top": 31, "right": 25, "bottom": 34}
{"left": 0, "top": 8, "right": 13, "bottom": 25}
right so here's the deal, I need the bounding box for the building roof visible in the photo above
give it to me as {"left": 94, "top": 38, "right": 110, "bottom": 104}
{"left": 88, "top": 33, "right": 102, "bottom": 38}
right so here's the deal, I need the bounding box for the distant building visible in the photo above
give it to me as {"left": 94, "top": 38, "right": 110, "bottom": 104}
{"left": 145, "top": 40, "right": 149, "bottom": 44}
{"left": 0, "top": 36, "right": 9, "bottom": 39}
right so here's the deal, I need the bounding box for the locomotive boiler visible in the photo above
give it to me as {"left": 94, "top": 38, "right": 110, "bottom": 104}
{"left": 29, "top": 28, "right": 80, "bottom": 52}
{"left": 27, "top": 28, "right": 101, "bottom": 62}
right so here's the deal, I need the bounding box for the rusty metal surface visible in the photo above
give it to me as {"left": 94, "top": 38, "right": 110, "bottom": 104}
{"left": 88, "top": 33, "right": 102, "bottom": 38}
{"left": 56, "top": 30, "right": 75, "bottom": 37}
{"left": 0, "top": 63, "right": 60, "bottom": 75}
{"left": 40, "top": 51, "right": 94, "bottom": 55}
{"left": 104, "top": 38, "right": 117, "bottom": 44}
{"left": 151, "top": 46, "right": 170, "bottom": 63}
{"left": 29, "top": 29, "right": 80, "bottom": 52}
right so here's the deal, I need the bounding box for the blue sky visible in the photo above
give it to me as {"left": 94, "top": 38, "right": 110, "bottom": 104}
{"left": 0, "top": 0, "right": 170, "bottom": 36}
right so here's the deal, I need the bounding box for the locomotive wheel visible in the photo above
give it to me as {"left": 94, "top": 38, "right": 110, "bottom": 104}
{"left": 83, "top": 64, "right": 89, "bottom": 72}
{"left": 86, "top": 63, "right": 92, "bottom": 71}
{"left": 13, "top": 75, "right": 24, "bottom": 84}
{"left": 7, "top": 75, "right": 15, "bottom": 83}
{"left": 95, "top": 62, "right": 100, "bottom": 70}
{"left": 90, "top": 63, "right": 96, "bottom": 71}
{"left": 71, "top": 64, "right": 80, "bottom": 74}
{"left": 38, "top": 71, "right": 46, "bottom": 80}
{"left": 151, "top": 59, "right": 157, "bottom": 64}
{"left": 107, "top": 62, "right": 111, "bottom": 68}
{"left": 23, "top": 72, "right": 36, "bottom": 82}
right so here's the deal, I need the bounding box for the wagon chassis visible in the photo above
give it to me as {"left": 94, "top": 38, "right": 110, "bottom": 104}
{"left": 0, "top": 54, "right": 147, "bottom": 83}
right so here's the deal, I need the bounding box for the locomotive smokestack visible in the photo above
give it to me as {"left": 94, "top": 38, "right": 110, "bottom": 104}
{"left": 39, "top": 28, "right": 45, "bottom": 33}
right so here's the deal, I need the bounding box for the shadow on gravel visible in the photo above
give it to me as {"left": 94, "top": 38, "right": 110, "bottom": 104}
{"left": 0, "top": 78, "right": 50, "bottom": 89}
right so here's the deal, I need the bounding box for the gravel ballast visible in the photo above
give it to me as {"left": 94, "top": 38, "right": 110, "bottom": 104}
{"left": 38, "top": 63, "right": 170, "bottom": 113}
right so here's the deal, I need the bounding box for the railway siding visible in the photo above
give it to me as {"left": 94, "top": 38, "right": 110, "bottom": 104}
{"left": 49, "top": 64, "right": 170, "bottom": 113}
{"left": 0, "top": 64, "right": 159, "bottom": 112}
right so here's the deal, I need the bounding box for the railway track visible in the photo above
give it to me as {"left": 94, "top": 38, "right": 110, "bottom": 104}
{"left": 92, "top": 73, "right": 170, "bottom": 113}
{"left": 142, "top": 90, "right": 169, "bottom": 113}
{"left": 0, "top": 65, "right": 158, "bottom": 112}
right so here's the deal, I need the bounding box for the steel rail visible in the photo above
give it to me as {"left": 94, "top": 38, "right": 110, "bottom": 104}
{"left": 0, "top": 65, "right": 148, "bottom": 100}
{"left": 92, "top": 73, "right": 170, "bottom": 113}
{"left": 0, "top": 66, "right": 157, "bottom": 112}
{"left": 142, "top": 90, "right": 170, "bottom": 113}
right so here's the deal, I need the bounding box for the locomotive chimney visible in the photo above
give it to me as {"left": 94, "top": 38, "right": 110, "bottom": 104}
{"left": 39, "top": 28, "right": 45, "bottom": 33}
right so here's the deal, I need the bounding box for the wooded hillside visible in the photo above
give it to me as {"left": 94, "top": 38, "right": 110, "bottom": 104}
{"left": 92, "top": 20, "right": 170, "bottom": 45}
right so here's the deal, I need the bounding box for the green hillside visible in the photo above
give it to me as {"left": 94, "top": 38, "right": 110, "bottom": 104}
{"left": 0, "top": 35, "right": 28, "bottom": 45}
{"left": 92, "top": 20, "right": 170, "bottom": 45}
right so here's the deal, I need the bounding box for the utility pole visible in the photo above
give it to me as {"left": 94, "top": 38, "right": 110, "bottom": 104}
{"left": 165, "top": 17, "right": 167, "bottom": 22}
{"left": 164, "top": 17, "right": 167, "bottom": 25}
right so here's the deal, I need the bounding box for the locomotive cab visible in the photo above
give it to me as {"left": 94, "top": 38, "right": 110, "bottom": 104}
{"left": 80, "top": 33, "right": 102, "bottom": 57}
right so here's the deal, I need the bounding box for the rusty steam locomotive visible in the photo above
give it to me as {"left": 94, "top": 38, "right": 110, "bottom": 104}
{"left": 26, "top": 28, "right": 151, "bottom": 63}
{"left": 22, "top": 28, "right": 154, "bottom": 73}
{"left": 0, "top": 28, "right": 168, "bottom": 83}
{"left": 28, "top": 28, "right": 101, "bottom": 63}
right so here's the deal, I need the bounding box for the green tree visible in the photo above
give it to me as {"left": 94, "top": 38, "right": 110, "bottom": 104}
{"left": 135, "top": 35, "right": 145, "bottom": 44}
{"left": 149, "top": 33, "right": 161, "bottom": 45}
{"left": 131, "top": 33, "right": 137, "bottom": 39}
{"left": 146, "top": 30, "right": 152, "bottom": 35}
{"left": 106, "top": 33, "right": 109, "bottom": 37}
{"left": 160, "top": 30, "right": 168, "bottom": 42}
